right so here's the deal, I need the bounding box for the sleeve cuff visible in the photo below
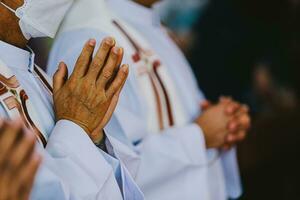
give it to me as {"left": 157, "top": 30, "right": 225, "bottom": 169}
{"left": 221, "top": 148, "right": 242, "bottom": 198}
{"left": 47, "top": 120, "right": 93, "bottom": 152}
{"left": 164, "top": 123, "right": 208, "bottom": 166}
{"left": 46, "top": 120, "right": 113, "bottom": 184}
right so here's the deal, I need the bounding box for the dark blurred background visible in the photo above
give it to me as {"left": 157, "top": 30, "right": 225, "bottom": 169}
{"left": 30, "top": 0, "right": 300, "bottom": 199}
{"left": 157, "top": 0, "right": 300, "bottom": 199}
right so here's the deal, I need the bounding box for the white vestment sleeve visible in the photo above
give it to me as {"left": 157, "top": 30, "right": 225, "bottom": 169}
{"left": 221, "top": 148, "right": 242, "bottom": 198}
{"left": 46, "top": 120, "right": 123, "bottom": 200}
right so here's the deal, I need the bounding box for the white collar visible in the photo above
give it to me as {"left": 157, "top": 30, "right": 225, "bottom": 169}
{"left": 107, "top": 0, "right": 161, "bottom": 27}
{"left": 0, "top": 40, "right": 35, "bottom": 71}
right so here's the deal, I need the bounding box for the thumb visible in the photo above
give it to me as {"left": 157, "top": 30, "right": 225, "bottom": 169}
{"left": 53, "top": 62, "right": 68, "bottom": 94}
{"left": 200, "top": 100, "right": 212, "bottom": 110}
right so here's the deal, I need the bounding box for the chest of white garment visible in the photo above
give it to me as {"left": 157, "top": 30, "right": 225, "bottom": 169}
{"left": 1, "top": 65, "right": 55, "bottom": 140}
{"left": 112, "top": 20, "right": 188, "bottom": 133}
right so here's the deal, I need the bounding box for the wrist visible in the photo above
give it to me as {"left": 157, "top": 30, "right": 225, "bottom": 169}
{"left": 194, "top": 120, "right": 209, "bottom": 149}
{"left": 94, "top": 131, "right": 107, "bottom": 152}
{"left": 91, "top": 129, "right": 104, "bottom": 145}
{"left": 56, "top": 117, "right": 104, "bottom": 143}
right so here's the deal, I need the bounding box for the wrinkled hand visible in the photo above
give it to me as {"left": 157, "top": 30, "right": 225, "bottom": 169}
{"left": 53, "top": 38, "right": 129, "bottom": 143}
{"left": 0, "top": 118, "right": 42, "bottom": 200}
{"left": 195, "top": 103, "right": 232, "bottom": 148}
{"left": 201, "top": 96, "right": 251, "bottom": 150}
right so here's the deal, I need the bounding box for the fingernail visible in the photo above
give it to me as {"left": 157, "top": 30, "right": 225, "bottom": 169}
{"left": 58, "top": 62, "right": 64, "bottom": 70}
{"left": 105, "top": 37, "right": 115, "bottom": 45}
{"left": 122, "top": 64, "right": 129, "bottom": 73}
{"left": 88, "top": 39, "right": 96, "bottom": 46}
{"left": 113, "top": 47, "right": 121, "bottom": 55}
{"left": 119, "top": 47, "right": 123, "bottom": 54}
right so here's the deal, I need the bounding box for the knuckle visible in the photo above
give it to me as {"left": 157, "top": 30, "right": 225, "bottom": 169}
{"left": 110, "top": 51, "right": 118, "bottom": 60}
{"left": 93, "top": 57, "right": 105, "bottom": 68}
{"left": 102, "top": 70, "right": 112, "bottom": 80}
{"left": 102, "top": 43, "right": 111, "bottom": 51}
{"left": 82, "top": 81, "right": 94, "bottom": 91}
{"left": 110, "top": 85, "right": 118, "bottom": 93}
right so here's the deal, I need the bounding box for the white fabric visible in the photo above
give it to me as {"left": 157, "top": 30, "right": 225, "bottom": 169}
{"left": 49, "top": 1, "right": 209, "bottom": 200}
{"left": 108, "top": 1, "right": 242, "bottom": 199}
{"left": 0, "top": 0, "right": 74, "bottom": 39}
{"left": 0, "top": 40, "right": 143, "bottom": 200}
{"left": 47, "top": 0, "right": 241, "bottom": 199}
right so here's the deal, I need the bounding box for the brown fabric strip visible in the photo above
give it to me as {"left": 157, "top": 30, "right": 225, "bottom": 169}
{"left": 113, "top": 20, "right": 165, "bottom": 130}
{"left": 153, "top": 61, "right": 174, "bottom": 126}
{"left": 0, "top": 74, "right": 20, "bottom": 88}
{"left": 20, "top": 90, "right": 47, "bottom": 147}
{"left": 112, "top": 20, "right": 141, "bottom": 53}
{"left": 33, "top": 66, "right": 53, "bottom": 94}
{"left": 148, "top": 73, "right": 164, "bottom": 130}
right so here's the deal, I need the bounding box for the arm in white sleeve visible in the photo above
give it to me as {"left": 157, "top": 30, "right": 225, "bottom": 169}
{"left": 196, "top": 87, "right": 242, "bottom": 198}
{"left": 46, "top": 120, "right": 123, "bottom": 200}
{"left": 221, "top": 148, "right": 242, "bottom": 198}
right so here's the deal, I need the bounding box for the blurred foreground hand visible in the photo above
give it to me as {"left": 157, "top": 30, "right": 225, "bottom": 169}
{"left": 0, "top": 118, "right": 42, "bottom": 200}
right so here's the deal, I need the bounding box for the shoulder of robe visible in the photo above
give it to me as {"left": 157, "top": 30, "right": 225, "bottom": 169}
{"left": 58, "top": 0, "right": 114, "bottom": 35}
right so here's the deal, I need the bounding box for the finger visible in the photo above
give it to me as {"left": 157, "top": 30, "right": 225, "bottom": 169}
{"left": 104, "top": 47, "right": 124, "bottom": 89}
{"left": 225, "top": 133, "right": 236, "bottom": 143}
{"left": 69, "top": 39, "right": 96, "bottom": 80}
{"left": 53, "top": 62, "right": 68, "bottom": 94}
{"left": 219, "top": 96, "right": 232, "bottom": 103}
{"left": 86, "top": 37, "right": 115, "bottom": 80}
{"left": 240, "top": 104, "right": 250, "bottom": 114}
{"left": 0, "top": 168, "right": 10, "bottom": 200}
{"left": 227, "top": 119, "right": 239, "bottom": 132}
{"left": 236, "top": 131, "right": 247, "bottom": 141}
{"left": 229, "top": 110, "right": 251, "bottom": 131}
{"left": 23, "top": 155, "right": 42, "bottom": 200}
{"left": 0, "top": 119, "right": 23, "bottom": 167}
{"left": 200, "top": 100, "right": 212, "bottom": 110}
{"left": 116, "top": 47, "right": 124, "bottom": 67}
{"left": 238, "top": 114, "right": 251, "bottom": 130}
{"left": 96, "top": 46, "right": 123, "bottom": 88}
{"left": 0, "top": 118, "right": 5, "bottom": 141}
{"left": 225, "top": 129, "right": 246, "bottom": 144}
{"left": 225, "top": 101, "right": 241, "bottom": 115}
{"left": 106, "top": 64, "right": 129, "bottom": 99}
{"left": 18, "top": 153, "right": 42, "bottom": 200}
{"left": 93, "top": 85, "right": 123, "bottom": 135}
{"left": 9, "top": 129, "right": 35, "bottom": 172}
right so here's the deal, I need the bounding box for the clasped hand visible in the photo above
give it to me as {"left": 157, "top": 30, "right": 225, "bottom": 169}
{"left": 53, "top": 37, "right": 129, "bottom": 143}
{"left": 196, "top": 97, "right": 251, "bottom": 149}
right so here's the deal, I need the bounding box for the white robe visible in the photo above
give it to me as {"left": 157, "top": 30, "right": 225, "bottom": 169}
{"left": 0, "top": 40, "right": 143, "bottom": 200}
{"left": 48, "top": 0, "right": 242, "bottom": 199}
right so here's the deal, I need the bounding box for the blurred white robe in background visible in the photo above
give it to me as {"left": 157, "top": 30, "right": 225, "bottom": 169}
{"left": 47, "top": 0, "right": 242, "bottom": 199}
